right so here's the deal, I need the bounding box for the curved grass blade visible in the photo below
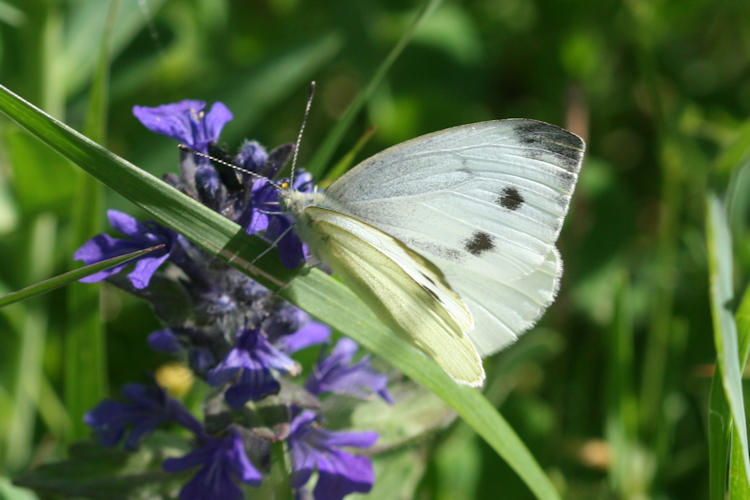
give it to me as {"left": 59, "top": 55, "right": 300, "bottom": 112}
{"left": 706, "top": 193, "right": 750, "bottom": 490}
{"left": 729, "top": 286, "right": 750, "bottom": 497}
{"left": 0, "top": 83, "right": 560, "bottom": 499}
{"left": 0, "top": 245, "right": 164, "bottom": 309}
{"left": 305, "top": 0, "right": 444, "bottom": 177}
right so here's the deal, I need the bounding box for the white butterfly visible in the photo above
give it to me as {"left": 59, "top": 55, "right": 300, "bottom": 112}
{"left": 280, "top": 119, "right": 585, "bottom": 387}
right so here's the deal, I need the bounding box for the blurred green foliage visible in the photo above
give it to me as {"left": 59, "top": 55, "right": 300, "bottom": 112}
{"left": 1, "top": 0, "right": 750, "bottom": 498}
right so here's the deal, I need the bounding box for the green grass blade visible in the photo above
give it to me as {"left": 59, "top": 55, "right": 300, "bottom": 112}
{"left": 4, "top": 215, "right": 56, "bottom": 469}
{"left": 0, "top": 245, "right": 164, "bottom": 309}
{"left": 62, "top": 0, "right": 167, "bottom": 97}
{"left": 0, "top": 83, "right": 559, "bottom": 499}
{"left": 284, "top": 271, "right": 560, "bottom": 499}
{"left": 320, "top": 126, "right": 376, "bottom": 186}
{"left": 708, "top": 370, "right": 731, "bottom": 500}
{"left": 305, "top": 0, "right": 444, "bottom": 177}
{"left": 605, "top": 272, "right": 644, "bottom": 495}
{"left": 64, "top": 0, "right": 119, "bottom": 442}
{"left": 706, "top": 193, "right": 750, "bottom": 488}
{"left": 729, "top": 286, "right": 750, "bottom": 497}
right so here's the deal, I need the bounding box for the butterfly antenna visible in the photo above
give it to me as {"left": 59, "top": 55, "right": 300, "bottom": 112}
{"left": 177, "top": 145, "right": 281, "bottom": 190}
{"left": 290, "top": 81, "right": 316, "bottom": 186}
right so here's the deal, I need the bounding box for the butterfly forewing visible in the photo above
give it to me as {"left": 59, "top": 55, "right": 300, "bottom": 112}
{"left": 318, "top": 119, "right": 584, "bottom": 356}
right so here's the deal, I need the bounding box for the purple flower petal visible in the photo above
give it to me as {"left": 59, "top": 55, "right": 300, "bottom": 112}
{"left": 275, "top": 222, "right": 306, "bottom": 269}
{"left": 73, "top": 210, "right": 176, "bottom": 288}
{"left": 85, "top": 383, "right": 204, "bottom": 450}
{"left": 133, "top": 100, "right": 233, "bottom": 153}
{"left": 83, "top": 400, "right": 128, "bottom": 446}
{"left": 180, "top": 468, "right": 244, "bottom": 500}
{"left": 127, "top": 252, "right": 171, "bottom": 289}
{"left": 147, "top": 329, "right": 182, "bottom": 354}
{"left": 306, "top": 339, "right": 392, "bottom": 404}
{"left": 208, "top": 328, "right": 297, "bottom": 408}
{"left": 224, "top": 369, "right": 280, "bottom": 409}
{"left": 107, "top": 210, "right": 150, "bottom": 239}
{"left": 288, "top": 410, "right": 377, "bottom": 499}
{"left": 278, "top": 321, "right": 331, "bottom": 354}
{"left": 74, "top": 233, "right": 140, "bottom": 263}
{"left": 164, "top": 428, "right": 262, "bottom": 499}
{"left": 133, "top": 100, "right": 205, "bottom": 148}
{"left": 315, "top": 452, "right": 374, "bottom": 500}
{"left": 204, "top": 102, "right": 233, "bottom": 145}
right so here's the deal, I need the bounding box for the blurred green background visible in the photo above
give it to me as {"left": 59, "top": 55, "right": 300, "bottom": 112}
{"left": 2, "top": 0, "right": 750, "bottom": 498}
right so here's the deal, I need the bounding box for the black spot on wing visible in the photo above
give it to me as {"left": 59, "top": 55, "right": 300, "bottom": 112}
{"left": 497, "top": 186, "right": 524, "bottom": 210}
{"left": 464, "top": 231, "right": 494, "bottom": 256}
{"left": 511, "top": 120, "right": 584, "bottom": 173}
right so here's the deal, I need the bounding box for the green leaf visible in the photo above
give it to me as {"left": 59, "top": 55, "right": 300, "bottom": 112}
{"left": 344, "top": 381, "right": 457, "bottom": 451}
{"left": 352, "top": 446, "right": 427, "bottom": 500}
{"left": 306, "top": 0, "right": 444, "bottom": 177}
{"left": 705, "top": 193, "right": 750, "bottom": 489}
{"left": 13, "top": 433, "right": 190, "bottom": 498}
{"left": 0, "top": 83, "right": 559, "bottom": 499}
{"left": 0, "top": 245, "right": 164, "bottom": 309}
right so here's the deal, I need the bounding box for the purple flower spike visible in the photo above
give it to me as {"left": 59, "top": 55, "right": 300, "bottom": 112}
{"left": 163, "top": 427, "right": 262, "bottom": 500}
{"left": 305, "top": 339, "right": 392, "bottom": 404}
{"left": 208, "top": 327, "right": 299, "bottom": 408}
{"left": 85, "top": 383, "right": 203, "bottom": 450}
{"left": 74, "top": 210, "right": 177, "bottom": 289}
{"left": 133, "top": 100, "right": 233, "bottom": 153}
{"left": 288, "top": 410, "right": 378, "bottom": 500}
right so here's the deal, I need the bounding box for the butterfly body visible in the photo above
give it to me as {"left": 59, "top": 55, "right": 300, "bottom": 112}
{"left": 280, "top": 119, "right": 584, "bottom": 386}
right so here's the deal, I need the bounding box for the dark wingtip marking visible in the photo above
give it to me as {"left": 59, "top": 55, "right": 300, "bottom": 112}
{"left": 464, "top": 231, "right": 494, "bottom": 256}
{"left": 512, "top": 120, "right": 585, "bottom": 172}
{"left": 497, "top": 186, "right": 524, "bottom": 210}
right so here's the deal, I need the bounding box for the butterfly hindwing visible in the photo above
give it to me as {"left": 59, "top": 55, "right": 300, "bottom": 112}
{"left": 295, "top": 206, "right": 485, "bottom": 386}
{"left": 457, "top": 249, "right": 561, "bottom": 356}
